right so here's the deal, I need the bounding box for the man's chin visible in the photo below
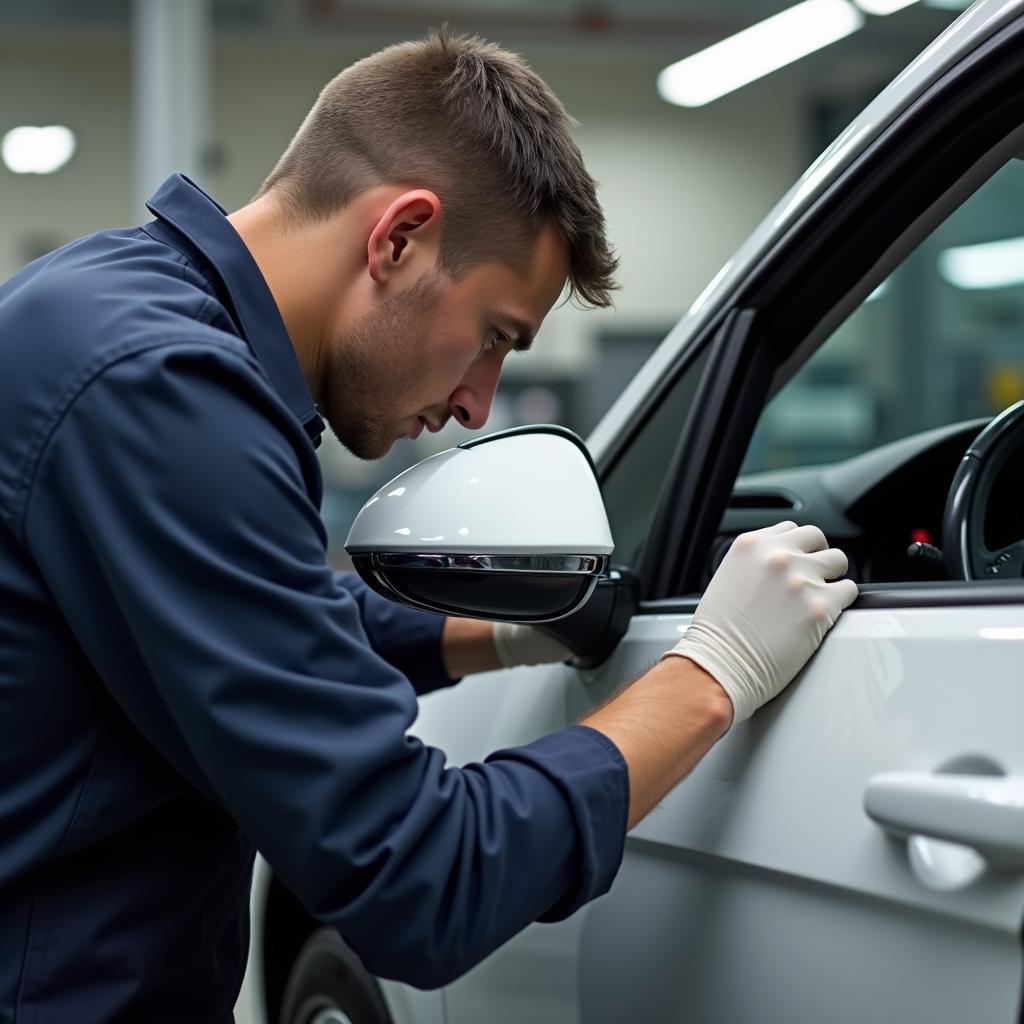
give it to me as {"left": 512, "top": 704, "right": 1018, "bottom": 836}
{"left": 328, "top": 421, "right": 395, "bottom": 462}
{"left": 349, "top": 438, "right": 395, "bottom": 461}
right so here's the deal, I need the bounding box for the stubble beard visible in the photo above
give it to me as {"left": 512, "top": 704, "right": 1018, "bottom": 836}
{"left": 321, "top": 274, "right": 442, "bottom": 461}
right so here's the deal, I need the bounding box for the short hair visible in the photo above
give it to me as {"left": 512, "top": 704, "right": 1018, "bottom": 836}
{"left": 258, "top": 28, "right": 618, "bottom": 308}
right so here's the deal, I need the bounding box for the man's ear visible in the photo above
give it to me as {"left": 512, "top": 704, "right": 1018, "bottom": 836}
{"left": 367, "top": 189, "right": 441, "bottom": 285}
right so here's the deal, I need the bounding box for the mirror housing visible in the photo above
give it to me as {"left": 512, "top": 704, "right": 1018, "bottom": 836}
{"left": 345, "top": 426, "right": 614, "bottom": 623}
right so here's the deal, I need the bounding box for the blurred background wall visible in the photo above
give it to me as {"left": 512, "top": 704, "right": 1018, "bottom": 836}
{"left": 0, "top": 0, "right": 973, "bottom": 555}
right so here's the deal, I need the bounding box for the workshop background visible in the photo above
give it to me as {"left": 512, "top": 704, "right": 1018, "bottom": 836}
{"left": 0, "top": 0, "right": 999, "bottom": 564}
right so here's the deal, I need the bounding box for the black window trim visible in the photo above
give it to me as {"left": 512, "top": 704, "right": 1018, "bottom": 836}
{"left": 637, "top": 307, "right": 772, "bottom": 600}
{"left": 641, "top": 579, "right": 1024, "bottom": 617}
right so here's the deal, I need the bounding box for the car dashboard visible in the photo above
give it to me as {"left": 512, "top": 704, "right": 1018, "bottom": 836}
{"left": 719, "top": 417, "right": 1011, "bottom": 585}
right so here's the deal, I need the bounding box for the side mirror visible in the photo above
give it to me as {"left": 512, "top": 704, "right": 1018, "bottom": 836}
{"left": 346, "top": 424, "right": 615, "bottom": 621}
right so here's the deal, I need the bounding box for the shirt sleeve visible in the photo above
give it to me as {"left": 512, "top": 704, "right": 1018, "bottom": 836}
{"left": 332, "top": 571, "right": 454, "bottom": 695}
{"left": 22, "top": 343, "right": 629, "bottom": 988}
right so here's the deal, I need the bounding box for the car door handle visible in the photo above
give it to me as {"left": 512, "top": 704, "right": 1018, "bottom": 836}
{"left": 864, "top": 772, "right": 1024, "bottom": 867}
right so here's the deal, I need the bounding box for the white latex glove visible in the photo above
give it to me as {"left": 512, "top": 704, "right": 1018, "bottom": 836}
{"left": 493, "top": 622, "right": 573, "bottom": 668}
{"left": 662, "top": 521, "right": 858, "bottom": 725}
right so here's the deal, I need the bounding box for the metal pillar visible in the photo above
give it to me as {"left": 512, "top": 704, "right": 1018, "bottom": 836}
{"left": 133, "top": 0, "right": 212, "bottom": 216}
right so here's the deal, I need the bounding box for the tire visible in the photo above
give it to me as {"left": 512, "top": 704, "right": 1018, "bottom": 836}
{"left": 278, "top": 927, "right": 393, "bottom": 1024}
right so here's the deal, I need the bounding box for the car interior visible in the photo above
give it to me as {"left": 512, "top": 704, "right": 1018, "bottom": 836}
{"left": 717, "top": 152, "right": 1024, "bottom": 589}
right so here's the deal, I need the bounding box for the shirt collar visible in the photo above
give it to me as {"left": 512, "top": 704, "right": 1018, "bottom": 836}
{"left": 146, "top": 173, "right": 325, "bottom": 449}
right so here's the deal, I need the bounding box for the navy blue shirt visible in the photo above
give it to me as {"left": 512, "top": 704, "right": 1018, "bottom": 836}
{"left": 0, "top": 175, "right": 628, "bottom": 1023}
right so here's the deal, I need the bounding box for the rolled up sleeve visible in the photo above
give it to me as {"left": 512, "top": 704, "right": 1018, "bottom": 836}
{"left": 22, "top": 342, "right": 629, "bottom": 988}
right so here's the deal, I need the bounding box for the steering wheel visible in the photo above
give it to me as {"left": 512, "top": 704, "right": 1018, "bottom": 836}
{"left": 943, "top": 398, "right": 1024, "bottom": 580}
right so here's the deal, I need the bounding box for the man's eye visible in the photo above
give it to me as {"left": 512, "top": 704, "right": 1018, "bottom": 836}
{"left": 486, "top": 330, "right": 507, "bottom": 351}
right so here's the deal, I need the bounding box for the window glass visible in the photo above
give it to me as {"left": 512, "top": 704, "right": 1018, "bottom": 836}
{"left": 743, "top": 158, "right": 1024, "bottom": 474}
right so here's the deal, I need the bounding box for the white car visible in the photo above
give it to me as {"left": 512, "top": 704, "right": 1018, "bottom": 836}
{"left": 238, "top": 1, "right": 1024, "bottom": 1021}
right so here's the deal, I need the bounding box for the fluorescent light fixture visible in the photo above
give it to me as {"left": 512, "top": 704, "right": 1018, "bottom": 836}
{"left": 2, "top": 125, "right": 76, "bottom": 174}
{"left": 854, "top": 0, "right": 920, "bottom": 14}
{"left": 657, "top": 0, "right": 864, "bottom": 108}
{"left": 938, "top": 236, "right": 1024, "bottom": 290}
{"left": 923, "top": 0, "right": 972, "bottom": 9}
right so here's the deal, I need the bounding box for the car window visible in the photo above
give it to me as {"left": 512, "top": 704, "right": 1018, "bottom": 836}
{"left": 600, "top": 344, "right": 710, "bottom": 569}
{"left": 742, "top": 157, "right": 1024, "bottom": 475}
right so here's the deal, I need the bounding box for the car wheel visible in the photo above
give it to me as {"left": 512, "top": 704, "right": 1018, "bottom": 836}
{"left": 277, "top": 927, "right": 393, "bottom": 1024}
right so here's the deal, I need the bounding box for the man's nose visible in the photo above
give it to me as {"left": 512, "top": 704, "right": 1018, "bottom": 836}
{"left": 447, "top": 356, "right": 502, "bottom": 430}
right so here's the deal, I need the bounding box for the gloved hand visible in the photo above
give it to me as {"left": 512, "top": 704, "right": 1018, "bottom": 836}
{"left": 493, "top": 622, "right": 573, "bottom": 668}
{"left": 662, "top": 521, "right": 858, "bottom": 725}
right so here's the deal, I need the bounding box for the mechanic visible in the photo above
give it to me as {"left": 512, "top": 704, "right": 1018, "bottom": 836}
{"left": 0, "top": 30, "right": 857, "bottom": 1022}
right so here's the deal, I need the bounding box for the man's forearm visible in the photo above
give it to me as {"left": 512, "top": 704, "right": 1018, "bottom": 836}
{"left": 441, "top": 620, "right": 733, "bottom": 828}
{"left": 441, "top": 617, "right": 502, "bottom": 679}
{"left": 583, "top": 657, "right": 732, "bottom": 829}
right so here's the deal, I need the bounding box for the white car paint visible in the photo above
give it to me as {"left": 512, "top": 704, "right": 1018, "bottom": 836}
{"left": 431, "top": 605, "right": 1024, "bottom": 1023}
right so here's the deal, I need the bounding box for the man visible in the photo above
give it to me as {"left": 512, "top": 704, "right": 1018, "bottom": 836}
{"left": 0, "top": 30, "right": 856, "bottom": 1022}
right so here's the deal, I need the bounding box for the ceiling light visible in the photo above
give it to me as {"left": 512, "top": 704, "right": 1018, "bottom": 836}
{"left": 923, "top": 0, "right": 972, "bottom": 9}
{"left": 938, "top": 236, "right": 1024, "bottom": 290}
{"left": 2, "top": 125, "right": 76, "bottom": 175}
{"left": 657, "top": 0, "right": 864, "bottom": 108}
{"left": 854, "top": 0, "right": 920, "bottom": 14}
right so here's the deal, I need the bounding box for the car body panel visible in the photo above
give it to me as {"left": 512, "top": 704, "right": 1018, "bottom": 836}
{"left": 236, "top": 857, "right": 271, "bottom": 1024}
{"left": 415, "top": 662, "right": 597, "bottom": 1024}
{"left": 435, "top": 603, "right": 1024, "bottom": 1023}
{"left": 239, "top": 856, "right": 446, "bottom": 1024}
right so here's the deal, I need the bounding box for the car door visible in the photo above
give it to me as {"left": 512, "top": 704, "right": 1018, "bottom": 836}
{"left": 575, "top": 170, "right": 1024, "bottom": 1022}
{"left": 384, "top": 6, "right": 1024, "bottom": 1023}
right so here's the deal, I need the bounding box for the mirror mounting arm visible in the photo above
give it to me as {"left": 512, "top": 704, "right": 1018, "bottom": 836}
{"left": 536, "top": 567, "right": 639, "bottom": 669}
